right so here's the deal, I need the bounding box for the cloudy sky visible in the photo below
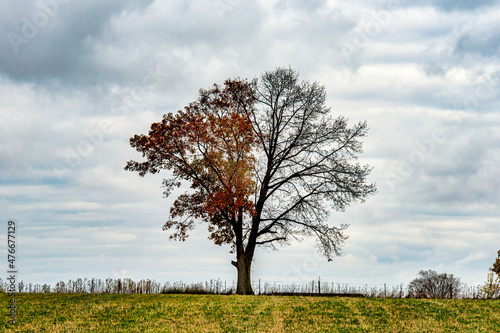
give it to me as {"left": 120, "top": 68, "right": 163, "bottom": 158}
{"left": 1, "top": 0, "right": 499, "bottom": 289}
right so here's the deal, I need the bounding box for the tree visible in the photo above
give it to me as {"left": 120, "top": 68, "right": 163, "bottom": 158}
{"left": 491, "top": 250, "right": 500, "bottom": 276}
{"left": 478, "top": 273, "right": 500, "bottom": 299}
{"left": 126, "top": 68, "right": 376, "bottom": 294}
{"left": 408, "top": 270, "right": 461, "bottom": 299}
{"left": 478, "top": 250, "right": 500, "bottom": 299}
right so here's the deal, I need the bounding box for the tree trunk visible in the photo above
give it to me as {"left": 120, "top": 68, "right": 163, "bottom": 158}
{"left": 231, "top": 211, "right": 255, "bottom": 295}
{"left": 232, "top": 253, "right": 254, "bottom": 295}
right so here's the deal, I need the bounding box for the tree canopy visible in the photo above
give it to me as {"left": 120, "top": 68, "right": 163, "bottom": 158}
{"left": 491, "top": 250, "right": 500, "bottom": 276}
{"left": 126, "top": 80, "right": 257, "bottom": 247}
{"left": 408, "top": 270, "right": 461, "bottom": 299}
{"left": 126, "top": 68, "right": 376, "bottom": 294}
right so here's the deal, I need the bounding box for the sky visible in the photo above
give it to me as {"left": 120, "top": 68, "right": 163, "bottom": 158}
{"left": 0, "top": 0, "right": 499, "bottom": 289}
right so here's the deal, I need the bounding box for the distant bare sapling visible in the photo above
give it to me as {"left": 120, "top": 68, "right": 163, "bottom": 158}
{"left": 408, "top": 270, "right": 461, "bottom": 299}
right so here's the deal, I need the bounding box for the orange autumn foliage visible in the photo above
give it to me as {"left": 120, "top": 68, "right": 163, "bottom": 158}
{"left": 126, "top": 79, "right": 257, "bottom": 246}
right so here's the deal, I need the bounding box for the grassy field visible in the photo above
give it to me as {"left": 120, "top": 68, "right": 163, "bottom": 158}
{"left": 1, "top": 293, "right": 499, "bottom": 332}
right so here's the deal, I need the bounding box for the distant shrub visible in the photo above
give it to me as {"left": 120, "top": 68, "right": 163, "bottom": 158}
{"left": 477, "top": 250, "right": 500, "bottom": 299}
{"left": 408, "top": 270, "right": 461, "bottom": 299}
{"left": 160, "top": 280, "right": 232, "bottom": 295}
{"left": 478, "top": 273, "right": 500, "bottom": 299}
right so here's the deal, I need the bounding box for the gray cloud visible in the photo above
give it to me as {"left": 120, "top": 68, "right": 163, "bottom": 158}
{"left": 456, "top": 34, "right": 500, "bottom": 57}
{"left": 0, "top": 0, "right": 153, "bottom": 84}
{"left": 401, "top": 0, "right": 498, "bottom": 12}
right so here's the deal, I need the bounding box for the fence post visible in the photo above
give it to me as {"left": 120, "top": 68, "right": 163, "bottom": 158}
{"left": 384, "top": 283, "right": 386, "bottom": 298}
{"left": 318, "top": 277, "right": 321, "bottom": 295}
{"left": 259, "top": 279, "right": 261, "bottom": 295}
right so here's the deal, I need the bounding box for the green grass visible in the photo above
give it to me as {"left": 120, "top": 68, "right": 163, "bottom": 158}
{"left": 1, "top": 293, "right": 499, "bottom": 332}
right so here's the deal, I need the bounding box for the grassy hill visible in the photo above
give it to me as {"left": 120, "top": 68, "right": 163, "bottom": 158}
{"left": 1, "top": 293, "right": 499, "bottom": 332}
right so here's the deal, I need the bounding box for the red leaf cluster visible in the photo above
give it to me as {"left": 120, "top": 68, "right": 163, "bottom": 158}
{"left": 126, "top": 79, "right": 258, "bottom": 245}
